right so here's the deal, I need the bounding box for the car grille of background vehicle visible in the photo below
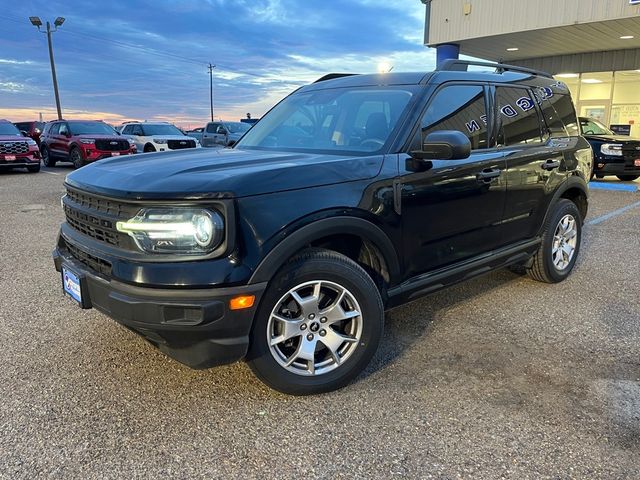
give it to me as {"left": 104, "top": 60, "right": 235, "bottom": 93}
{"left": 167, "top": 139, "right": 196, "bottom": 150}
{"left": 94, "top": 139, "right": 130, "bottom": 151}
{"left": 0, "top": 141, "right": 29, "bottom": 154}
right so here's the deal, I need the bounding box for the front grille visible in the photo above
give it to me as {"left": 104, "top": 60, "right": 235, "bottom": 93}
{"left": 168, "top": 139, "right": 196, "bottom": 150}
{"left": 94, "top": 139, "right": 129, "bottom": 151}
{"left": 64, "top": 204, "right": 120, "bottom": 246}
{"left": 66, "top": 242, "right": 112, "bottom": 276}
{"left": 0, "top": 141, "right": 29, "bottom": 154}
{"left": 64, "top": 187, "right": 138, "bottom": 250}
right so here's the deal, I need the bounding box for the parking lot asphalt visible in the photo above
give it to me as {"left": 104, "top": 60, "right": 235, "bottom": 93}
{"left": 1, "top": 167, "right": 639, "bottom": 479}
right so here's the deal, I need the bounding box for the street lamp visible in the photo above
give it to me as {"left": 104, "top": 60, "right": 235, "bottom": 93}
{"left": 29, "top": 16, "right": 65, "bottom": 120}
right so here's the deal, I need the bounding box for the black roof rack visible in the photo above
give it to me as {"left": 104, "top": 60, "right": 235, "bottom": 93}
{"left": 437, "top": 59, "right": 553, "bottom": 79}
{"left": 313, "top": 73, "right": 358, "bottom": 83}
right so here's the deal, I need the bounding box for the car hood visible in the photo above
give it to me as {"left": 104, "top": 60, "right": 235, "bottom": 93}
{"left": 583, "top": 134, "right": 640, "bottom": 144}
{"left": 0, "top": 135, "right": 26, "bottom": 141}
{"left": 65, "top": 147, "right": 384, "bottom": 200}
{"left": 151, "top": 135, "right": 197, "bottom": 141}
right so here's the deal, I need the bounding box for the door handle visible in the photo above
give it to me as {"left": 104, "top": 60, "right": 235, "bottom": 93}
{"left": 541, "top": 159, "right": 561, "bottom": 170}
{"left": 476, "top": 168, "right": 501, "bottom": 183}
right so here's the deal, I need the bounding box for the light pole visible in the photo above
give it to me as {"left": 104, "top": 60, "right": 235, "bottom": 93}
{"left": 207, "top": 63, "right": 215, "bottom": 122}
{"left": 29, "top": 16, "right": 65, "bottom": 120}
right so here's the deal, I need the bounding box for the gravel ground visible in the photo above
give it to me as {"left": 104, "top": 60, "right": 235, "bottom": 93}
{"left": 0, "top": 167, "right": 639, "bottom": 479}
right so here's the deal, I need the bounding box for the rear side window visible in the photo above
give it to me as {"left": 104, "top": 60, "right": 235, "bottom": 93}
{"left": 496, "top": 87, "right": 543, "bottom": 146}
{"left": 420, "top": 84, "right": 488, "bottom": 150}
{"left": 540, "top": 98, "right": 567, "bottom": 136}
{"left": 551, "top": 95, "right": 579, "bottom": 136}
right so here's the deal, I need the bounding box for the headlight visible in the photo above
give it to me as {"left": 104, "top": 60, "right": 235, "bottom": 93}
{"left": 154, "top": 138, "right": 168, "bottom": 144}
{"left": 26, "top": 138, "right": 37, "bottom": 146}
{"left": 79, "top": 138, "right": 95, "bottom": 145}
{"left": 128, "top": 139, "right": 136, "bottom": 146}
{"left": 601, "top": 143, "right": 623, "bottom": 156}
{"left": 116, "top": 208, "right": 224, "bottom": 254}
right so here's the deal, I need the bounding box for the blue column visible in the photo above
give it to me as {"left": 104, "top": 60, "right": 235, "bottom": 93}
{"left": 436, "top": 44, "right": 460, "bottom": 66}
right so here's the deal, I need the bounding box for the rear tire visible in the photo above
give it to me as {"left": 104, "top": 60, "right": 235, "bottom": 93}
{"left": 41, "top": 145, "right": 56, "bottom": 167}
{"left": 527, "top": 199, "right": 582, "bottom": 284}
{"left": 617, "top": 175, "right": 639, "bottom": 181}
{"left": 69, "top": 147, "right": 85, "bottom": 169}
{"left": 247, "top": 248, "right": 384, "bottom": 395}
{"left": 144, "top": 144, "right": 156, "bottom": 153}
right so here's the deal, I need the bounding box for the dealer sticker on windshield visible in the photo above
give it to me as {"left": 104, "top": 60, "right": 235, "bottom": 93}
{"left": 62, "top": 267, "right": 82, "bottom": 304}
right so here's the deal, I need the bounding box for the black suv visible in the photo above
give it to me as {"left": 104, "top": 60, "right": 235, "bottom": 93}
{"left": 53, "top": 61, "right": 592, "bottom": 395}
{"left": 579, "top": 116, "right": 640, "bottom": 181}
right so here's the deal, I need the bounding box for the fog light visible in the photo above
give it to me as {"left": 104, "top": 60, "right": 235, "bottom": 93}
{"left": 230, "top": 295, "right": 255, "bottom": 310}
{"left": 597, "top": 163, "right": 604, "bottom": 168}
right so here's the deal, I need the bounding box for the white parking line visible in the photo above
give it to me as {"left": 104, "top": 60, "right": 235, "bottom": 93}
{"left": 587, "top": 200, "right": 640, "bottom": 226}
{"left": 41, "top": 170, "right": 60, "bottom": 176}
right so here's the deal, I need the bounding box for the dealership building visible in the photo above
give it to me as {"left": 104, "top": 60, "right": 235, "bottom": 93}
{"left": 423, "top": 0, "right": 640, "bottom": 136}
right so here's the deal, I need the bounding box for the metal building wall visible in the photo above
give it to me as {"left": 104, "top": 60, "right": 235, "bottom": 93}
{"left": 512, "top": 48, "right": 640, "bottom": 74}
{"left": 426, "top": 0, "right": 640, "bottom": 45}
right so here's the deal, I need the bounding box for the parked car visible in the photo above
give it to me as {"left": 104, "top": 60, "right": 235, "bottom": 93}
{"left": 0, "top": 119, "right": 41, "bottom": 173}
{"left": 185, "top": 127, "right": 204, "bottom": 144}
{"left": 13, "top": 120, "right": 45, "bottom": 146}
{"left": 201, "top": 121, "right": 251, "bottom": 147}
{"left": 53, "top": 60, "right": 591, "bottom": 395}
{"left": 119, "top": 121, "right": 200, "bottom": 153}
{"left": 40, "top": 120, "right": 136, "bottom": 169}
{"left": 579, "top": 116, "right": 640, "bottom": 181}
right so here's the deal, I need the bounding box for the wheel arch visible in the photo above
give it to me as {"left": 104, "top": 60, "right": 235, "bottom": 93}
{"left": 248, "top": 216, "right": 401, "bottom": 290}
{"left": 541, "top": 176, "right": 589, "bottom": 231}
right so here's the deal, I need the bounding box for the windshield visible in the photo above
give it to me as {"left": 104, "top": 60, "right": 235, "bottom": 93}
{"left": 226, "top": 122, "right": 251, "bottom": 134}
{"left": 69, "top": 122, "right": 118, "bottom": 135}
{"left": 142, "top": 124, "right": 184, "bottom": 136}
{"left": 235, "top": 86, "right": 415, "bottom": 154}
{"left": 580, "top": 118, "right": 613, "bottom": 135}
{"left": 0, "top": 122, "right": 21, "bottom": 136}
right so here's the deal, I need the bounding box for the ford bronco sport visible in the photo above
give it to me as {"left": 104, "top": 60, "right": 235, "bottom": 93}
{"left": 53, "top": 60, "right": 592, "bottom": 395}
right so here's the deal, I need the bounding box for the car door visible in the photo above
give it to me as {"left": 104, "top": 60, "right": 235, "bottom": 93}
{"left": 494, "top": 85, "right": 566, "bottom": 244}
{"left": 399, "top": 83, "right": 507, "bottom": 277}
{"left": 56, "top": 122, "right": 72, "bottom": 157}
{"left": 215, "top": 124, "right": 229, "bottom": 145}
{"left": 201, "top": 122, "right": 219, "bottom": 147}
{"left": 48, "top": 122, "right": 63, "bottom": 157}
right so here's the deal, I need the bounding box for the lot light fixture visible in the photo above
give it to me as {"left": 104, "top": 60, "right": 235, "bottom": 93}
{"left": 581, "top": 78, "right": 602, "bottom": 84}
{"left": 29, "top": 15, "right": 65, "bottom": 120}
{"left": 506, "top": 47, "right": 519, "bottom": 51}
{"left": 556, "top": 73, "right": 579, "bottom": 78}
{"left": 620, "top": 35, "right": 634, "bottom": 39}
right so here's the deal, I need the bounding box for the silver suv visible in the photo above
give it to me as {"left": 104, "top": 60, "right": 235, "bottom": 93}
{"left": 201, "top": 121, "right": 251, "bottom": 147}
{"left": 120, "top": 121, "right": 200, "bottom": 153}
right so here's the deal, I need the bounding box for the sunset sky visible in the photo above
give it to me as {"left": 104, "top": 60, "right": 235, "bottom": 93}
{"left": 0, "top": 0, "right": 437, "bottom": 128}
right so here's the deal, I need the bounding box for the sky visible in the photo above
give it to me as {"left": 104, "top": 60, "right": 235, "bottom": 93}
{"left": 0, "top": 0, "right": 435, "bottom": 128}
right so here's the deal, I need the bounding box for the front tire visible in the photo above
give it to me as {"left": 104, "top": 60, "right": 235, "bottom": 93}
{"left": 69, "top": 147, "right": 85, "bottom": 169}
{"left": 144, "top": 144, "right": 156, "bottom": 153}
{"left": 527, "top": 199, "right": 582, "bottom": 283}
{"left": 617, "top": 175, "right": 639, "bottom": 181}
{"left": 247, "top": 249, "right": 384, "bottom": 395}
{"left": 41, "top": 145, "right": 56, "bottom": 167}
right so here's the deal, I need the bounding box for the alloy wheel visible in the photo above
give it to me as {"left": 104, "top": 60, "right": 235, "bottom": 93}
{"left": 267, "top": 280, "right": 363, "bottom": 376}
{"left": 552, "top": 214, "right": 577, "bottom": 270}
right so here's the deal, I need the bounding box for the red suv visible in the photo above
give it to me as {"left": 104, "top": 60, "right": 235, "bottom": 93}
{"left": 0, "top": 119, "right": 41, "bottom": 173}
{"left": 40, "top": 120, "right": 136, "bottom": 168}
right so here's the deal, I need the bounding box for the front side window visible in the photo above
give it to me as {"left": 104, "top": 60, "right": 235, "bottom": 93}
{"left": 236, "top": 86, "right": 415, "bottom": 154}
{"left": 59, "top": 123, "right": 69, "bottom": 136}
{"left": 226, "top": 122, "right": 250, "bottom": 134}
{"left": 68, "top": 122, "right": 117, "bottom": 135}
{"left": 122, "top": 125, "right": 133, "bottom": 135}
{"left": 420, "top": 85, "right": 488, "bottom": 150}
{"left": 496, "top": 87, "right": 543, "bottom": 146}
{"left": 206, "top": 123, "right": 219, "bottom": 133}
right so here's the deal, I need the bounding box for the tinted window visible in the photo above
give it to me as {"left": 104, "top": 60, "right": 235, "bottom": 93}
{"left": 237, "top": 87, "right": 414, "bottom": 154}
{"left": 35, "top": 122, "right": 44, "bottom": 132}
{"left": 553, "top": 95, "right": 579, "bottom": 135}
{"left": 540, "top": 99, "right": 566, "bottom": 136}
{"left": 226, "top": 122, "right": 250, "bottom": 133}
{"left": 206, "top": 123, "right": 219, "bottom": 133}
{"left": 420, "top": 85, "right": 488, "bottom": 150}
{"left": 48, "top": 123, "right": 60, "bottom": 135}
{"left": 14, "top": 122, "right": 28, "bottom": 131}
{"left": 68, "top": 122, "right": 116, "bottom": 135}
{"left": 141, "top": 124, "right": 184, "bottom": 136}
{"left": 496, "top": 87, "right": 543, "bottom": 146}
{"left": 122, "top": 125, "right": 133, "bottom": 134}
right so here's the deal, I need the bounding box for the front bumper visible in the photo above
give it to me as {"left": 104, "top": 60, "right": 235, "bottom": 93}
{"left": 0, "top": 153, "right": 40, "bottom": 167}
{"left": 53, "top": 246, "right": 266, "bottom": 369}
{"left": 594, "top": 155, "right": 640, "bottom": 176}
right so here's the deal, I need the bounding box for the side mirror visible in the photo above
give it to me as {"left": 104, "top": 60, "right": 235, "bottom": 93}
{"left": 411, "top": 130, "right": 471, "bottom": 160}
